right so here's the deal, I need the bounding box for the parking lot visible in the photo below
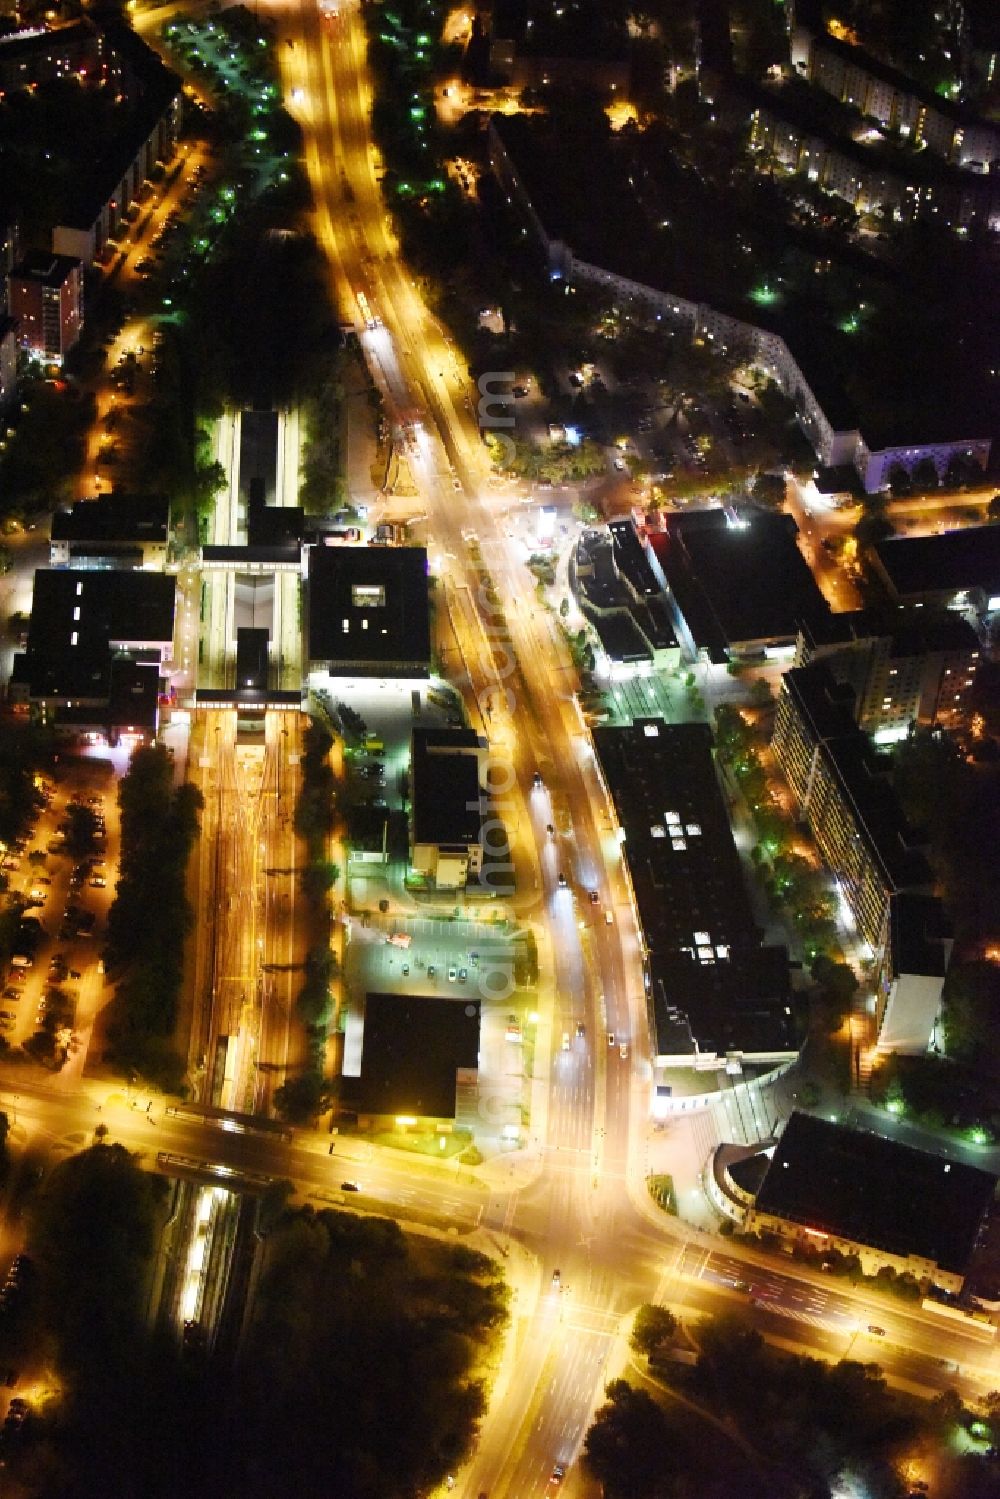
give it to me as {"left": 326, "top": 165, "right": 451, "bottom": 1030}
{"left": 343, "top": 914, "right": 529, "bottom": 1142}
{"left": 0, "top": 765, "right": 118, "bottom": 1067}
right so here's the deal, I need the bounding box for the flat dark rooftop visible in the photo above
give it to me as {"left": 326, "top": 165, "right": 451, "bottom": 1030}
{"left": 239, "top": 409, "right": 278, "bottom": 506}
{"left": 589, "top": 611, "right": 649, "bottom": 664}
{"left": 50, "top": 493, "right": 168, "bottom": 545}
{"left": 593, "top": 720, "right": 793, "bottom": 1056}
{"left": 106, "top": 658, "right": 159, "bottom": 728}
{"left": 873, "top": 525, "right": 1000, "bottom": 599}
{"left": 58, "top": 15, "right": 181, "bottom": 230}
{"left": 889, "top": 892, "right": 951, "bottom": 980}
{"left": 650, "top": 509, "right": 832, "bottom": 657}
{"left": 411, "top": 728, "right": 483, "bottom": 849}
{"left": 353, "top": 992, "right": 480, "bottom": 1119}
{"left": 308, "top": 545, "right": 430, "bottom": 673}
{"left": 0, "top": 20, "right": 94, "bottom": 62}
{"left": 10, "top": 251, "right": 80, "bottom": 288}
{"left": 756, "top": 1112, "right": 996, "bottom": 1273}
{"left": 24, "top": 569, "right": 174, "bottom": 698}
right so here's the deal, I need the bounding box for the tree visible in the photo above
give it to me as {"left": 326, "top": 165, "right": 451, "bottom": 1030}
{"left": 64, "top": 802, "right": 100, "bottom": 860}
{"left": 630, "top": 1303, "right": 677, "bottom": 1356}
{"left": 583, "top": 1380, "right": 673, "bottom": 1499}
{"left": 28, "top": 1144, "right": 161, "bottom": 1386}
{"left": 273, "top": 1071, "right": 326, "bottom": 1123}
{"left": 911, "top": 457, "right": 939, "bottom": 492}
{"left": 811, "top": 956, "right": 859, "bottom": 1032}
{"left": 941, "top": 962, "right": 1000, "bottom": 1072}
{"left": 750, "top": 472, "right": 785, "bottom": 509}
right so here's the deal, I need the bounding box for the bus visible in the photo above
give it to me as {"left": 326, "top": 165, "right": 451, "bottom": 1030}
{"left": 356, "top": 290, "right": 379, "bottom": 330}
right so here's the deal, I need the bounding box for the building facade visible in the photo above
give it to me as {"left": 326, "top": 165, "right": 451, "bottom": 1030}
{"left": 8, "top": 252, "right": 83, "bottom": 362}
{"left": 772, "top": 665, "right": 934, "bottom": 949}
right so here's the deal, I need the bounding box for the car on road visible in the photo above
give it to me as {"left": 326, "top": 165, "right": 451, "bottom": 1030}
{"left": 2, "top": 990, "right": 19, "bottom": 1002}
{"left": 532, "top": 770, "right": 543, "bottom": 788}
{"left": 557, "top": 871, "right": 567, "bottom": 888}
{"left": 90, "top": 877, "right": 106, "bottom": 888}
{"left": 561, "top": 1032, "right": 570, "bottom": 1050}
{"left": 867, "top": 1325, "right": 885, "bottom": 1336}
{"left": 458, "top": 967, "right": 467, "bottom": 982}
{"left": 427, "top": 965, "right": 436, "bottom": 978}
{"left": 448, "top": 966, "right": 457, "bottom": 982}
{"left": 550, "top": 1465, "right": 565, "bottom": 1485}
{"left": 619, "top": 1042, "right": 628, "bottom": 1059}
{"left": 576, "top": 1022, "right": 585, "bottom": 1038}
{"left": 607, "top": 1033, "right": 615, "bottom": 1047}
{"left": 588, "top": 890, "right": 599, "bottom": 905}
{"left": 340, "top": 1181, "right": 360, "bottom": 1193}
{"left": 551, "top": 1269, "right": 561, "bottom": 1288}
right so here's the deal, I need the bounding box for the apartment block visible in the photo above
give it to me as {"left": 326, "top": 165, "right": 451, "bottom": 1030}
{"left": 772, "top": 663, "right": 934, "bottom": 957}
{"left": 8, "top": 252, "right": 83, "bottom": 362}
{"left": 796, "top": 610, "right": 981, "bottom": 740}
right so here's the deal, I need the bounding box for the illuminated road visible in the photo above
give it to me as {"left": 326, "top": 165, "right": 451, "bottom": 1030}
{"left": 270, "top": 1, "right": 1000, "bottom": 1491}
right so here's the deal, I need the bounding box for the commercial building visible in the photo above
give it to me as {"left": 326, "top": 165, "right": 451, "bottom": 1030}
{"left": 646, "top": 508, "right": 831, "bottom": 664}
{"left": 342, "top": 991, "right": 480, "bottom": 1124}
{"left": 307, "top": 544, "right": 431, "bottom": 679}
{"left": 772, "top": 661, "right": 950, "bottom": 1051}
{"left": 49, "top": 494, "right": 170, "bottom": 571}
{"left": 12, "top": 568, "right": 176, "bottom": 741}
{"left": 573, "top": 521, "right": 680, "bottom": 676}
{"left": 592, "top": 719, "right": 795, "bottom": 1075}
{"left": 869, "top": 525, "right": 1000, "bottom": 620}
{"left": 8, "top": 252, "right": 83, "bottom": 363}
{"left": 748, "top": 1112, "right": 996, "bottom": 1295}
{"left": 796, "top": 609, "right": 981, "bottom": 740}
{"left": 410, "top": 727, "right": 487, "bottom": 889}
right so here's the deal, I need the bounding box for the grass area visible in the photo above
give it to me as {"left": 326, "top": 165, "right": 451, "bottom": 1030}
{"left": 648, "top": 1173, "right": 677, "bottom": 1215}
{"left": 370, "top": 1127, "right": 473, "bottom": 1159}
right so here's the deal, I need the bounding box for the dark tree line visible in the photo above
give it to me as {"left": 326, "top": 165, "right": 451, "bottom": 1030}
{"left": 103, "top": 745, "right": 202, "bottom": 1091}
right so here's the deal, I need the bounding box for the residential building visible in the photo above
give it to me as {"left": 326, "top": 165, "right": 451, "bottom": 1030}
{"left": 772, "top": 662, "right": 950, "bottom": 1051}
{"left": 0, "top": 19, "right": 103, "bottom": 92}
{"left": 0, "top": 315, "right": 17, "bottom": 408}
{"left": 592, "top": 720, "right": 795, "bottom": 1076}
{"left": 645, "top": 508, "right": 832, "bottom": 664}
{"left": 797, "top": 609, "right": 981, "bottom": 740}
{"left": 868, "top": 525, "right": 1000, "bottom": 619}
{"left": 747, "top": 94, "right": 1000, "bottom": 234}
{"left": 790, "top": 25, "right": 1000, "bottom": 173}
{"left": 486, "top": 113, "right": 993, "bottom": 493}
{"left": 51, "top": 20, "right": 182, "bottom": 267}
{"left": 410, "top": 727, "right": 487, "bottom": 889}
{"left": 342, "top": 991, "right": 480, "bottom": 1125}
{"left": 307, "top": 545, "right": 431, "bottom": 679}
{"left": 0, "top": 216, "right": 19, "bottom": 311}
{"left": 12, "top": 568, "right": 176, "bottom": 742}
{"left": 748, "top": 1112, "right": 996, "bottom": 1295}
{"left": 876, "top": 893, "right": 953, "bottom": 1054}
{"left": 49, "top": 494, "right": 170, "bottom": 571}
{"left": 8, "top": 252, "right": 83, "bottom": 362}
